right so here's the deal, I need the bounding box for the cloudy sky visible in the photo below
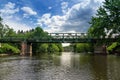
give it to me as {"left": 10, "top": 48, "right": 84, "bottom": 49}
{"left": 0, "top": 0, "right": 104, "bottom": 33}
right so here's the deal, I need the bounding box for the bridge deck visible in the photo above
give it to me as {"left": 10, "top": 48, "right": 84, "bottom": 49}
{"left": 0, "top": 33, "right": 118, "bottom": 43}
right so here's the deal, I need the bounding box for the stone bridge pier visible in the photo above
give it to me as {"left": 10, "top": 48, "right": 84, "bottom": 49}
{"left": 20, "top": 42, "right": 32, "bottom": 56}
{"left": 94, "top": 44, "right": 107, "bottom": 55}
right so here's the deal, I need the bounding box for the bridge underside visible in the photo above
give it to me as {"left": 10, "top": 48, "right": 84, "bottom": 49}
{"left": 27, "top": 38, "right": 92, "bottom": 43}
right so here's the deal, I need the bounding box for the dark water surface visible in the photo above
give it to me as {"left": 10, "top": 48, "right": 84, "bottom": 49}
{"left": 0, "top": 52, "right": 120, "bottom": 80}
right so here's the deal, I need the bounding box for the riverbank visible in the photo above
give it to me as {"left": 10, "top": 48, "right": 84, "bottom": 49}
{"left": 0, "top": 54, "right": 10, "bottom": 57}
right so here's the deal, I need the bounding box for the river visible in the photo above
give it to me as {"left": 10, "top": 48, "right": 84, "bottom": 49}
{"left": 0, "top": 52, "right": 120, "bottom": 80}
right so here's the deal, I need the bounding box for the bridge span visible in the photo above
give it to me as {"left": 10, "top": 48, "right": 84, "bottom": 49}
{"left": 0, "top": 33, "right": 118, "bottom": 56}
{"left": 0, "top": 33, "right": 117, "bottom": 43}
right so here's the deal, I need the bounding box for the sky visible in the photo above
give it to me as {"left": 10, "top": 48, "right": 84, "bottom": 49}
{"left": 0, "top": 0, "right": 104, "bottom": 33}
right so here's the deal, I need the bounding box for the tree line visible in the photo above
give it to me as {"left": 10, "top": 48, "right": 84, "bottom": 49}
{"left": 0, "top": 17, "right": 63, "bottom": 55}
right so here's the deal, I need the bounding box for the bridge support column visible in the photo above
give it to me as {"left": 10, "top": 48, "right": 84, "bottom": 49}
{"left": 21, "top": 42, "right": 27, "bottom": 56}
{"left": 0, "top": 43, "right": 1, "bottom": 47}
{"left": 94, "top": 45, "right": 107, "bottom": 55}
{"left": 21, "top": 42, "right": 32, "bottom": 56}
{"left": 102, "top": 44, "right": 107, "bottom": 55}
{"left": 27, "top": 43, "right": 32, "bottom": 56}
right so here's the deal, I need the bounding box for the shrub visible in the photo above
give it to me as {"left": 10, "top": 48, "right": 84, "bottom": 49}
{"left": 107, "top": 42, "right": 120, "bottom": 53}
{"left": 39, "top": 44, "right": 48, "bottom": 53}
{"left": 75, "top": 43, "right": 92, "bottom": 53}
{"left": 48, "top": 44, "right": 59, "bottom": 53}
{"left": 0, "top": 44, "right": 20, "bottom": 54}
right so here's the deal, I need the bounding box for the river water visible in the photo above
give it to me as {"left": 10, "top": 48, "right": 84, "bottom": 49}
{"left": 0, "top": 52, "right": 120, "bottom": 80}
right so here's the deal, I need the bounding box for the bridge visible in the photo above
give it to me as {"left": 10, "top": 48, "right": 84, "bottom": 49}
{"left": 0, "top": 33, "right": 89, "bottom": 43}
{"left": 0, "top": 33, "right": 117, "bottom": 43}
{"left": 0, "top": 33, "right": 118, "bottom": 56}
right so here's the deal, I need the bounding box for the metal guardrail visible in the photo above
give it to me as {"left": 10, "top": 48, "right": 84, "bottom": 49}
{"left": 0, "top": 33, "right": 118, "bottom": 43}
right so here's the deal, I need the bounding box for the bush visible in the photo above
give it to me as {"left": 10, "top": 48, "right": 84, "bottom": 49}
{"left": 48, "top": 44, "right": 59, "bottom": 53}
{"left": 107, "top": 42, "right": 120, "bottom": 53}
{"left": 0, "top": 44, "right": 20, "bottom": 54}
{"left": 75, "top": 43, "right": 92, "bottom": 53}
{"left": 39, "top": 44, "right": 48, "bottom": 53}
{"left": 56, "top": 43, "right": 63, "bottom": 52}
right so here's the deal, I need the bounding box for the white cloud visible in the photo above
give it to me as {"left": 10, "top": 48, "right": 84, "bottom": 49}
{"left": 37, "top": 13, "right": 66, "bottom": 32}
{"left": 0, "top": 2, "right": 32, "bottom": 31}
{"left": 21, "top": 7, "right": 37, "bottom": 17}
{"left": 95, "top": 0, "right": 104, "bottom": 3}
{"left": 37, "top": 13, "right": 51, "bottom": 26}
{"left": 5, "top": 19, "right": 32, "bottom": 31}
{"left": 37, "top": 0, "right": 102, "bottom": 33}
{"left": 71, "top": 0, "right": 104, "bottom": 4}
{"left": 61, "top": 2, "right": 69, "bottom": 14}
{"left": 0, "top": 2, "right": 19, "bottom": 18}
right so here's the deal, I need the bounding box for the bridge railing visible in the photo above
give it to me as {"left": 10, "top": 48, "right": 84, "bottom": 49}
{"left": 0, "top": 36, "right": 27, "bottom": 42}
{"left": 0, "top": 33, "right": 92, "bottom": 43}
{"left": 48, "top": 33, "right": 88, "bottom": 39}
{"left": 1, "top": 33, "right": 118, "bottom": 43}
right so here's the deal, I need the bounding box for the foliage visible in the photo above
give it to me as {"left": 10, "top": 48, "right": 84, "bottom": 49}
{"left": 34, "top": 43, "right": 62, "bottom": 53}
{"left": 107, "top": 42, "right": 120, "bottom": 53}
{"left": 28, "top": 27, "right": 62, "bottom": 54}
{"left": 0, "top": 44, "right": 20, "bottom": 54}
{"left": 56, "top": 43, "right": 63, "bottom": 52}
{"left": 0, "top": 17, "right": 10, "bottom": 38}
{"left": 48, "top": 44, "right": 59, "bottom": 53}
{"left": 6, "top": 28, "right": 16, "bottom": 37}
{"left": 74, "top": 43, "right": 92, "bottom": 53}
{"left": 39, "top": 43, "right": 48, "bottom": 53}
{"left": 88, "top": 0, "right": 120, "bottom": 38}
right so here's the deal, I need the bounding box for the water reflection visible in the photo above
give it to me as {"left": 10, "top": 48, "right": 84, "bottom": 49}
{"left": 90, "top": 55, "right": 108, "bottom": 80}
{"left": 0, "top": 53, "right": 120, "bottom": 80}
{"left": 107, "top": 56, "right": 120, "bottom": 80}
{"left": 60, "top": 52, "right": 73, "bottom": 67}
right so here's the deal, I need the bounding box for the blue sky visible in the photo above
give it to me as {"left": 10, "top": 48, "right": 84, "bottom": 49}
{"left": 0, "top": 0, "right": 104, "bottom": 33}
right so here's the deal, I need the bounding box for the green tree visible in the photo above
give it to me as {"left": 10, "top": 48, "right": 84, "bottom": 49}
{"left": 48, "top": 44, "right": 59, "bottom": 53}
{"left": 31, "top": 27, "right": 47, "bottom": 53}
{"left": 107, "top": 42, "right": 120, "bottom": 54}
{"left": 56, "top": 43, "right": 63, "bottom": 52}
{"left": 25, "top": 29, "right": 35, "bottom": 38}
{"left": 33, "top": 27, "right": 44, "bottom": 38}
{"left": 88, "top": 0, "right": 120, "bottom": 38}
{"left": 0, "top": 17, "right": 9, "bottom": 38}
{"left": 0, "top": 43, "right": 20, "bottom": 54}
{"left": 6, "top": 28, "right": 16, "bottom": 37}
{"left": 74, "top": 43, "right": 92, "bottom": 53}
{"left": 39, "top": 43, "right": 48, "bottom": 53}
